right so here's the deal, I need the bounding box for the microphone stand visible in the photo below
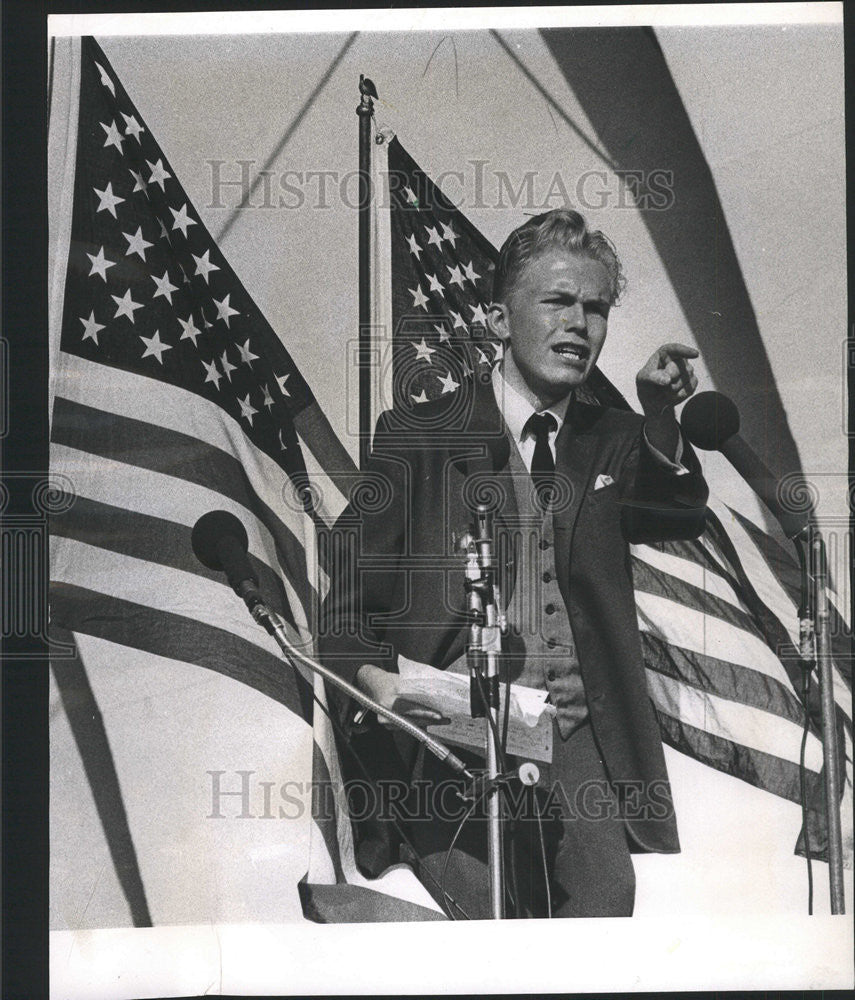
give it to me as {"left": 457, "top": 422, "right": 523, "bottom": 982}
{"left": 462, "top": 505, "right": 507, "bottom": 919}
{"left": 678, "top": 394, "right": 846, "bottom": 912}
{"left": 242, "top": 596, "right": 475, "bottom": 784}
{"left": 795, "top": 520, "right": 846, "bottom": 914}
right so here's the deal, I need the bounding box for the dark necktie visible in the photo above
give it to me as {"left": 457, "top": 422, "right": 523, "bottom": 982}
{"left": 526, "top": 412, "right": 557, "bottom": 510}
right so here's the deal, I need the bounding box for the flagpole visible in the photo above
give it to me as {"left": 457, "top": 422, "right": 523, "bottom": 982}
{"left": 357, "top": 75, "right": 376, "bottom": 469}
{"left": 809, "top": 525, "right": 846, "bottom": 913}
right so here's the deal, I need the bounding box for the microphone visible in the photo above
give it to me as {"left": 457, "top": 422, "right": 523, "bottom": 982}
{"left": 459, "top": 530, "right": 487, "bottom": 719}
{"left": 680, "top": 392, "right": 809, "bottom": 539}
{"left": 191, "top": 510, "right": 265, "bottom": 610}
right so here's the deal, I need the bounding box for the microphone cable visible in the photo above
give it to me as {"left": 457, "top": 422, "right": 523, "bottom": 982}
{"left": 533, "top": 794, "right": 552, "bottom": 919}
{"left": 501, "top": 657, "right": 512, "bottom": 757}
{"left": 472, "top": 667, "right": 508, "bottom": 775}
{"left": 440, "top": 783, "right": 490, "bottom": 921}
{"left": 498, "top": 661, "right": 522, "bottom": 918}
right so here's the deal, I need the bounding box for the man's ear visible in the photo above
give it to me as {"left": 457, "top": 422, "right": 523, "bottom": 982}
{"left": 486, "top": 302, "right": 509, "bottom": 344}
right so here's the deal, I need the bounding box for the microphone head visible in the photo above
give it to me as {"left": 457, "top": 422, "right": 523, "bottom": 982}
{"left": 680, "top": 391, "right": 740, "bottom": 451}
{"left": 191, "top": 510, "right": 249, "bottom": 571}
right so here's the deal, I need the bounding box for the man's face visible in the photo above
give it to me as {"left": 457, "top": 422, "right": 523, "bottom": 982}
{"left": 491, "top": 248, "right": 612, "bottom": 404}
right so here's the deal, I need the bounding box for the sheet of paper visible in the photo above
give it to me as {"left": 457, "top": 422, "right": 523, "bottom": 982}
{"left": 425, "top": 712, "right": 554, "bottom": 764}
{"left": 396, "top": 657, "right": 555, "bottom": 763}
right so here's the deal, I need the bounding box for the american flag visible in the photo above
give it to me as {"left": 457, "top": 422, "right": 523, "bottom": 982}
{"left": 49, "top": 36, "right": 444, "bottom": 923}
{"left": 381, "top": 135, "right": 852, "bottom": 863}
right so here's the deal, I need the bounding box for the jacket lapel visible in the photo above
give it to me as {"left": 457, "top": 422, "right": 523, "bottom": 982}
{"left": 447, "top": 375, "right": 518, "bottom": 618}
{"left": 448, "top": 374, "right": 517, "bottom": 510}
{"left": 553, "top": 399, "right": 604, "bottom": 598}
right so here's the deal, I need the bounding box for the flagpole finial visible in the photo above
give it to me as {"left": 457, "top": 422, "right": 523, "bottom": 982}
{"left": 358, "top": 73, "right": 378, "bottom": 113}
{"left": 359, "top": 73, "right": 378, "bottom": 99}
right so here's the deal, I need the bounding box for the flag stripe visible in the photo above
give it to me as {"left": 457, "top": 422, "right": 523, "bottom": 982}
{"left": 51, "top": 536, "right": 316, "bottom": 668}
{"left": 631, "top": 554, "right": 759, "bottom": 636}
{"left": 636, "top": 591, "right": 800, "bottom": 691}
{"left": 293, "top": 402, "right": 358, "bottom": 499}
{"left": 294, "top": 430, "right": 348, "bottom": 528}
{"left": 50, "top": 493, "right": 299, "bottom": 631}
{"left": 709, "top": 504, "right": 802, "bottom": 642}
{"left": 656, "top": 711, "right": 812, "bottom": 805}
{"left": 645, "top": 668, "right": 823, "bottom": 771}
{"left": 50, "top": 439, "right": 311, "bottom": 636}
{"left": 53, "top": 352, "right": 313, "bottom": 544}
{"left": 630, "top": 541, "right": 747, "bottom": 610}
{"left": 50, "top": 581, "right": 314, "bottom": 723}
{"left": 641, "top": 631, "right": 809, "bottom": 728}
{"left": 701, "top": 508, "right": 845, "bottom": 724}
{"left": 655, "top": 535, "right": 738, "bottom": 574}
{"left": 52, "top": 395, "right": 315, "bottom": 624}
{"left": 728, "top": 507, "right": 802, "bottom": 604}
{"left": 719, "top": 506, "right": 852, "bottom": 726}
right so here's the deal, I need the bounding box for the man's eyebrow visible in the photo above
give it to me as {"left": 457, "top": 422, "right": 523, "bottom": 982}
{"left": 544, "top": 286, "right": 610, "bottom": 304}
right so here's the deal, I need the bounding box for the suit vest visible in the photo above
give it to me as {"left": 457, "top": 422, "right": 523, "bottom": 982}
{"left": 502, "top": 438, "right": 588, "bottom": 739}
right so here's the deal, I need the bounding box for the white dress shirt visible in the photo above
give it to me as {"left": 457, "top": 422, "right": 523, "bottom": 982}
{"left": 491, "top": 362, "right": 687, "bottom": 474}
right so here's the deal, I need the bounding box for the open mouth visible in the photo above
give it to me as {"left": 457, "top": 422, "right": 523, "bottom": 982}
{"left": 551, "top": 342, "right": 588, "bottom": 365}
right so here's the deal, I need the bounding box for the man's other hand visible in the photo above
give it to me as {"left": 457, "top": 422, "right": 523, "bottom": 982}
{"left": 355, "top": 664, "right": 445, "bottom": 726}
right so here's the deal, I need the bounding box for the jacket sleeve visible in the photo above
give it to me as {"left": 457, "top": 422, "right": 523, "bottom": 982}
{"left": 620, "top": 420, "right": 709, "bottom": 544}
{"left": 317, "top": 410, "right": 409, "bottom": 686}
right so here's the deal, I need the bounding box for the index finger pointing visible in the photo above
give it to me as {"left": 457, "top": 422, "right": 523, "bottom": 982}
{"left": 658, "top": 342, "right": 699, "bottom": 361}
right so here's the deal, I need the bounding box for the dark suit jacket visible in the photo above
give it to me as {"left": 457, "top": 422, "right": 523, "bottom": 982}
{"left": 319, "top": 372, "right": 708, "bottom": 853}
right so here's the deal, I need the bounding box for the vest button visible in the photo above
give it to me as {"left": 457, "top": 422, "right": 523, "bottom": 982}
{"left": 545, "top": 603, "right": 556, "bottom": 615}
{"left": 539, "top": 539, "right": 550, "bottom": 550}
{"left": 547, "top": 670, "right": 556, "bottom": 682}
{"left": 542, "top": 571, "right": 551, "bottom": 583}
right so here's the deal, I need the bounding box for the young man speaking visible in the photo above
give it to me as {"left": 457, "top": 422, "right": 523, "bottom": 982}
{"left": 319, "top": 209, "right": 708, "bottom": 918}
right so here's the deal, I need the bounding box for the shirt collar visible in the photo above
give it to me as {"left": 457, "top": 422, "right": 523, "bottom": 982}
{"left": 491, "top": 362, "right": 572, "bottom": 445}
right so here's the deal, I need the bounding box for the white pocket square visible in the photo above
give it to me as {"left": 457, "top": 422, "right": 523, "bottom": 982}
{"left": 594, "top": 474, "right": 615, "bottom": 490}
